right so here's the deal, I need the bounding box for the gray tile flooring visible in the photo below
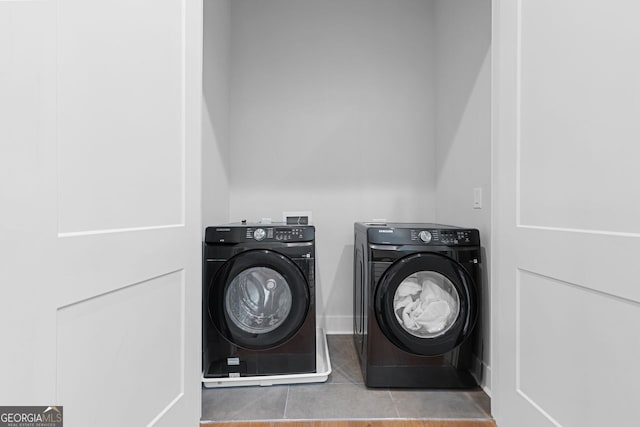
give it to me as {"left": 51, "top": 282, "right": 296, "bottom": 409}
{"left": 201, "top": 335, "right": 492, "bottom": 422}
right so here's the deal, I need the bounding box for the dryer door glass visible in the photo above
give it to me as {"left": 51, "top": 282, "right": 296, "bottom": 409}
{"left": 393, "top": 271, "right": 460, "bottom": 338}
{"left": 225, "top": 267, "right": 293, "bottom": 334}
{"left": 375, "top": 252, "right": 478, "bottom": 356}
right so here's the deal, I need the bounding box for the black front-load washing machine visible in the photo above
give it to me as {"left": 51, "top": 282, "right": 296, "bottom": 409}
{"left": 203, "top": 223, "right": 316, "bottom": 379}
{"left": 353, "top": 222, "right": 481, "bottom": 388}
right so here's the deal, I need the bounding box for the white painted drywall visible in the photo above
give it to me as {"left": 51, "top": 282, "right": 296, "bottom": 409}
{"left": 434, "top": 0, "right": 492, "bottom": 392}
{"left": 228, "top": 0, "right": 438, "bottom": 332}
{"left": 202, "top": 0, "right": 231, "bottom": 227}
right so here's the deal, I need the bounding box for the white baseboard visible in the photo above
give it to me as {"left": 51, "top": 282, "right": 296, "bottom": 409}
{"left": 319, "top": 315, "right": 353, "bottom": 335}
{"left": 472, "top": 353, "right": 492, "bottom": 397}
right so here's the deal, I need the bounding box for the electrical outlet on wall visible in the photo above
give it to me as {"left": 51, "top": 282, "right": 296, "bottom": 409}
{"left": 283, "top": 211, "right": 312, "bottom": 225}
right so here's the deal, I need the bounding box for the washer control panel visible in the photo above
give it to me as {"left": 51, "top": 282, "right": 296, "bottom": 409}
{"left": 274, "top": 227, "right": 306, "bottom": 241}
{"left": 205, "top": 224, "right": 315, "bottom": 244}
{"left": 245, "top": 227, "right": 308, "bottom": 241}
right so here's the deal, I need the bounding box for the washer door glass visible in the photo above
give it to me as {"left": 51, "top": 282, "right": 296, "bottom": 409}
{"left": 225, "top": 267, "right": 292, "bottom": 334}
{"left": 209, "top": 249, "right": 310, "bottom": 350}
{"left": 393, "top": 271, "right": 460, "bottom": 338}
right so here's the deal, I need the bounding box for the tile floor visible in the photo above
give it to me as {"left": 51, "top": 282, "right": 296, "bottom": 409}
{"left": 201, "top": 335, "right": 492, "bottom": 422}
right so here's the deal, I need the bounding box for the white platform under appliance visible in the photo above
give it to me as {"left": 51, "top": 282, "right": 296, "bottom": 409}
{"left": 202, "top": 328, "right": 332, "bottom": 388}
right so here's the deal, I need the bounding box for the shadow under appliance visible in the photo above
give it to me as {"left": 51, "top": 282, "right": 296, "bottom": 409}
{"left": 203, "top": 223, "right": 316, "bottom": 382}
{"left": 354, "top": 222, "right": 482, "bottom": 388}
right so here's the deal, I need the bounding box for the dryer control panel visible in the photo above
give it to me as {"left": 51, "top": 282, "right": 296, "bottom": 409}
{"left": 410, "top": 229, "right": 477, "bottom": 245}
{"left": 366, "top": 224, "right": 479, "bottom": 246}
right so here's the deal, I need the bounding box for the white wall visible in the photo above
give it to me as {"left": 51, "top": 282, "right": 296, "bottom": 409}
{"left": 202, "top": 0, "right": 231, "bottom": 226}
{"left": 434, "top": 0, "right": 492, "bottom": 391}
{"left": 228, "top": 0, "right": 438, "bottom": 332}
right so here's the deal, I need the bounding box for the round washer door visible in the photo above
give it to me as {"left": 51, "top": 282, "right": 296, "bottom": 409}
{"left": 374, "top": 252, "right": 478, "bottom": 356}
{"left": 209, "top": 249, "right": 310, "bottom": 350}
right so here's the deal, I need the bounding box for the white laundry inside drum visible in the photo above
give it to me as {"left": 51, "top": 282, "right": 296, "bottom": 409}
{"left": 225, "top": 267, "right": 293, "bottom": 334}
{"left": 393, "top": 271, "right": 460, "bottom": 338}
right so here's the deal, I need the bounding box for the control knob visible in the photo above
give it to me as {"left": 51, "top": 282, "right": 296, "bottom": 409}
{"left": 418, "top": 230, "right": 432, "bottom": 243}
{"left": 253, "top": 228, "right": 266, "bottom": 241}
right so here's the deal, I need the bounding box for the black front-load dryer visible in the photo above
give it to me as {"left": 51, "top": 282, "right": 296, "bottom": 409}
{"left": 353, "top": 222, "right": 482, "bottom": 388}
{"left": 203, "top": 223, "right": 316, "bottom": 379}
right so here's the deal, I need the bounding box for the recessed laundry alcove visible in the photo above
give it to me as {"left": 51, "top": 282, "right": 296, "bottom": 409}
{"left": 202, "top": 0, "right": 492, "bottom": 423}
